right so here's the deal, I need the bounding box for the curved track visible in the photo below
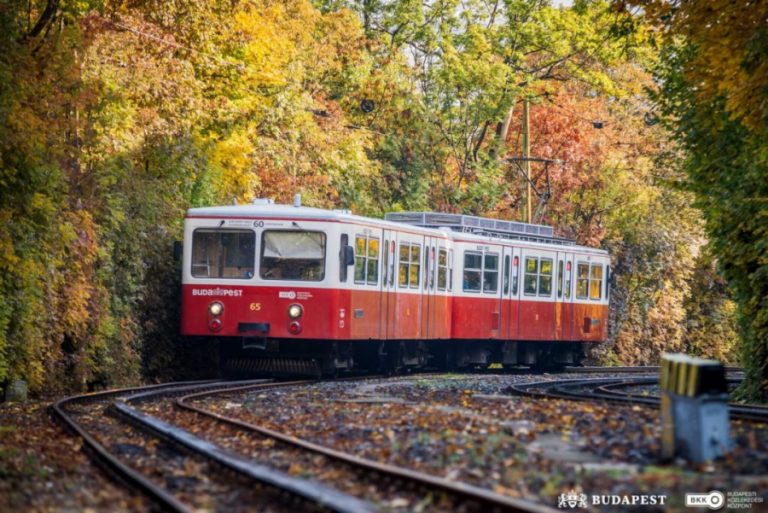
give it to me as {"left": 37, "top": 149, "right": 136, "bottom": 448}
{"left": 53, "top": 380, "right": 378, "bottom": 513}
{"left": 174, "top": 380, "right": 557, "bottom": 513}
{"left": 508, "top": 375, "right": 768, "bottom": 422}
{"left": 54, "top": 378, "right": 559, "bottom": 513}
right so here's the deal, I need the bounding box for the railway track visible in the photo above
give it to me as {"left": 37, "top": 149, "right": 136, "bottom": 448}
{"left": 54, "top": 378, "right": 559, "bottom": 513}
{"left": 506, "top": 375, "right": 768, "bottom": 422}
{"left": 53, "top": 380, "right": 376, "bottom": 513}
{"left": 168, "top": 380, "right": 557, "bottom": 513}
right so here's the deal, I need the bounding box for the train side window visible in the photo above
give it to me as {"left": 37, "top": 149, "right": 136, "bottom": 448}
{"left": 423, "top": 245, "right": 429, "bottom": 289}
{"left": 367, "top": 238, "right": 380, "bottom": 285}
{"left": 437, "top": 248, "right": 448, "bottom": 290}
{"left": 539, "top": 258, "right": 553, "bottom": 296}
{"left": 483, "top": 253, "right": 499, "bottom": 294}
{"left": 382, "top": 239, "right": 388, "bottom": 285}
{"left": 523, "top": 257, "right": 538, "bottom": 295}
{"left": 430, "top": 247, "right": 436, "bottom": 289}
{"left": 354, "top": 236, "right": 367, "bottom": 283}
{"left": 557, "top": 260, "right": 564, "bottom": 298}
{"left": 389, "top": 241, "right": 395, "bottom": 286}
{"left": 503, "top": 255, "right": 510, "bottom": 295}
{"left": 448, "top": 249, "right": 454, "bottom": 291}
{"left": 340, "top": 234, "right": 349, "bottom": 282}
{"left": 192, "top": 229, "right": 255, "bottom": 279}
{"left": 512, "top": 256, "right": 519, "bottom": 295}
{"left": 589, "top": 263, "right": 603, "bottom": 300}
{"left": 565, "top": 261, "right": 572, "bottom": 299}
{"left": 463, "top": 251, "right": 482, "bottom": 292}
{"left": 605, "top": 264, "right": 611, "bottom": 300}
{"left": 410, "top": 244, "right": 421, "bottom": 289}
{"left": 398, "top": 243, "right": 410, "bottom": 287}
{"left": 576, "top": 262, "right": 589, "bottom": 299}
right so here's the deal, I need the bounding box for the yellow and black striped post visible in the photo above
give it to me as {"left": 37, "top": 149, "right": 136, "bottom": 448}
{"left": 660, "top": 354, "right": 729, "bottom": 462}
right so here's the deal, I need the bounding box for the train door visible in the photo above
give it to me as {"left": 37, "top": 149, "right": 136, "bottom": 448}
{"left": 434, "top": 242, "right": 451, "bottom": 338}
{"left": 420, "top": 237, "right": 438, "bottom": 339}
{"left": 509, "top": 246, "right": 522, "bottom": 339}
{"left": 518, "top": 248, "right": 557, "bottom": 340}
{"left": 380, "top": 230, "right": 397, "bottom": 339}
{"left": 499, "top": 246, "right": 513, "bottom": 340}
{"left": 563, "top": 253, "right": 575, "bottom": 340}
{"left": 393, "top": 233, "right": 423, "bottom": 340}
{"left": 555, "top": 252, "right": 568, "bottom": 340}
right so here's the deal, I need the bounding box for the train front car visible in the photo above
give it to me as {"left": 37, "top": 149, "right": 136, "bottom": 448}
{"left": 180, "top": 200, "right": 351, "bottom": 375}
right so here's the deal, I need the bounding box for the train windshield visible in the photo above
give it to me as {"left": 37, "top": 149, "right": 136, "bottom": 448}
{"left": 191, "top": 229, "right": 255, "bottom": 279}
{"left": 260, "top": 230, "right": 326, "bottom": 281}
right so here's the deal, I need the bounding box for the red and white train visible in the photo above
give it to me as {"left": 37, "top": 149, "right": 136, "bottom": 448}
{"left": 180, "top": 198, "right": 610, "bottom": 374}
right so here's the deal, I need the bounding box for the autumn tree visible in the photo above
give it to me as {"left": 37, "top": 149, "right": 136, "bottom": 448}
{"left": 631, "top": 0, "right": 768, "bottom": 399}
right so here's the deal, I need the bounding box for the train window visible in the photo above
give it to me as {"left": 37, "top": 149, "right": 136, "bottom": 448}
{"left": 398, "top": 243, "right": 421, "bottom": 288}
{"left": 557, "top": 260, "right": 564, "bottom": 298}
{"left": 260, "top": 230, "right": 326, "bottom": 281}
{"left": 524, "top": 257, "right": 538, "bottom": 295}
{"left": 367, "top": 238, "right": 380, "bottom": 285}
{"left": 398, "top": 244, "right": 409, "bottom": 287}
{"left": 576, "top": 262, "right": 589, "bottom": 299}
{"left": 463, "top": 251, "right": 482, "bottom": 292}
{"left": 430, "top": 246, "right": 436, "bottom": 289}
{"left": 483, "top": 253, "right": 499, "bottom": 294}
{"left": 448, "top": 249, "right": 454, "bottom": 291}
{"left": 503, "top": 255, "right": 510, "bottom": 295}
{"left": 191, "top": 229, "right": 255, "bottom": 279}
{"left": 538, "top": 258, "right": 553, "bottom": 296}
{"left": 423, "top": 247, "right": 429, "bottom": 289}
{"left": 438, "top": 248, "right": 448, "bottom": 290}
{"left": 512, "top": 256, "right": 519, "bottom": 295}
{"left": 354, "top": 236, "right": 366, "bottom": 283}
{"left": 389, "top": 241, "right": 395, "bottom": 286}
{"left": 354, "top": 235, "right": 380, "bottom": 285}
{"left": 565, "top": 261, "right": 572, "bottom": 299}
{"left": 605, "top": 264, "right": 611, "bottom": 300}
{"left": 590, "top": 263, "right": 603, "bottom": 300}
{"left": 410, "top": 244, "right": 421, "bottom": 289}
{"left": 340, "top": 234, "right": 349, "bottom": 282}
{"left": 382, "top": 239, "right": 388, "bottom": 285}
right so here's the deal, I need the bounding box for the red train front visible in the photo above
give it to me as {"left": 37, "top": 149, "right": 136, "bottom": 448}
{"left": 181, "top": 199, "right": 610, "bottom": 374}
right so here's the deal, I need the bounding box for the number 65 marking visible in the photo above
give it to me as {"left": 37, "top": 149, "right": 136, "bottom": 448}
{"left": 250, "top": 303, "right": 262, "bottom": 311}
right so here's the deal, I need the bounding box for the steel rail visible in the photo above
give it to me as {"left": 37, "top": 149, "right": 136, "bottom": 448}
{"left": 563, "top": 366, "right": 743, "bottom": 374}
{"left": 506, "top": 377, "right": 768, "bottom": 422}
{"left": 176, "top": 381, "right": 559, "bottom": 513}
{"left": 115, "top": 379, "right": 378, "bottom": 513}
{"left": 51, "top": 381, "right": 220, "bottom": 513}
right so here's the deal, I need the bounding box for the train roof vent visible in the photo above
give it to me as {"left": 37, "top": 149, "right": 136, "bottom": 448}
{"left": 384, "top": 211, "right": 567, "bottom": 244}
{"left": 252, "top": 198, "right": 275, "bottom": 205}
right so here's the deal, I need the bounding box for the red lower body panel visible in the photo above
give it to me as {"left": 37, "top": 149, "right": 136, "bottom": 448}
{"left": 181, "top": 284, "right": 607, "bottom": 342}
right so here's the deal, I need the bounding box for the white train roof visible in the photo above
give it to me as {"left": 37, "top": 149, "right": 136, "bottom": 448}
{"left": 186, "top": 202, "right": 608, "bottom": 256}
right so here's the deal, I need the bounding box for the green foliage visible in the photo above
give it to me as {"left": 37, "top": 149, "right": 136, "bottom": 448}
{"left": 650, "top": 16, "right": 768, "bottom": 400}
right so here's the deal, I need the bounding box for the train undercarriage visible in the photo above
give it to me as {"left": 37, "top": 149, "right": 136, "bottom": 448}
{"left": 218, "top": 337, "right": 588, "bottom": 377}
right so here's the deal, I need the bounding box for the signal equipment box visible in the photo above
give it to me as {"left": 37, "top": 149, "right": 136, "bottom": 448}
{"left": 660, "top": 354, "right": 730, "bottom": 463}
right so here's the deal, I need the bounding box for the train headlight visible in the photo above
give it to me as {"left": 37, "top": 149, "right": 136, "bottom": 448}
{"left": 209, "top": 301, "right": 224, "bottom": 316}
{"left": 287, "top": 303, "right": 303, "bottom": 319}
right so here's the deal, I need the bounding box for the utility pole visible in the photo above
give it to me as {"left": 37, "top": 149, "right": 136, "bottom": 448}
{"left": 523, "top": 98, "right": 531, "bottom": 223}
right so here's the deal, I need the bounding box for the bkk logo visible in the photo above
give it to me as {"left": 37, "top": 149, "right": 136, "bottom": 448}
{"left": 685, "top": 491, "right": 725, "bottom": 510}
